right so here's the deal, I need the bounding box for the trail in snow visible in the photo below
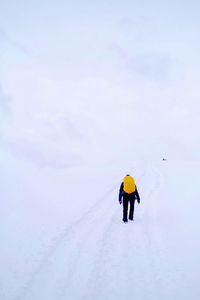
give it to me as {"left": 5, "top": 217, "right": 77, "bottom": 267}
{"left": 14, "top": 185, "right": 117, "bottom": 300}
{"left": 15, "top": 163, "right": 163, "bottom": 300}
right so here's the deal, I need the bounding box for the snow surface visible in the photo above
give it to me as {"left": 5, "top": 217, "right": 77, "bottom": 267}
{"left": 1, "top": 152, "right": 200, "bottom": 300}
{"left": 1, "top": 1, "right": 200, "bottom": 299}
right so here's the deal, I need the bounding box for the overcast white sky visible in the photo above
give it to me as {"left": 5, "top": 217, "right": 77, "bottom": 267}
{"left": 0, "top": 0, "right": 200, "bottom": 164}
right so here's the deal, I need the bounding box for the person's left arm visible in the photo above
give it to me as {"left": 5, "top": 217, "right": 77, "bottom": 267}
{"left": 119, "top": 182, "right": 124, "bottom": 204}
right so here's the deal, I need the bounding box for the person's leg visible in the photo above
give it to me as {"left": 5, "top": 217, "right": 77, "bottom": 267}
{"left": 123, "top": 195, "right": 128, "bottom": 222}
{"left": 129, "top": 198, "right": 135, "bottom": 220}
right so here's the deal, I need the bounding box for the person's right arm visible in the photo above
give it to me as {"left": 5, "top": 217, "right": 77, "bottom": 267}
{"left": 135, "top": 186, "right": 140, "bottom": 204}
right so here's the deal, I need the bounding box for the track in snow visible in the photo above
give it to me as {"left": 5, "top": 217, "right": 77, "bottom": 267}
{"left": 15, "top": 163, "right": 163, "bottom": 300}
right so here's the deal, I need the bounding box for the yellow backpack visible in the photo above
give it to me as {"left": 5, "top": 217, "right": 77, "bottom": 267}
{"left": 123, "top": 175, "right": 136, "bottom": 194}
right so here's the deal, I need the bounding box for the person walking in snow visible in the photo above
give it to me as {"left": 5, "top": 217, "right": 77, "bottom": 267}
{"left": 119, "top": 174, "right": 140, "bottom": 223}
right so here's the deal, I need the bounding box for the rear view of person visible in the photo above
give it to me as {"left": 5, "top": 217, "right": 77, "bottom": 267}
{"left": 119, "top": 174, "right": 140, "bottom": 223}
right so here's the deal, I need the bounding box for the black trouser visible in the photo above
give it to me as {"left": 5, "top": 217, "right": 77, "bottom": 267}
{"left": 123, "top": 193, "right": 135, "bottom": 221}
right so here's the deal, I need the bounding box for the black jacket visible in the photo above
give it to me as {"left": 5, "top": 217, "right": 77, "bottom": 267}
{"left": 119, "top": 182, "right": 140, "bottom": 203}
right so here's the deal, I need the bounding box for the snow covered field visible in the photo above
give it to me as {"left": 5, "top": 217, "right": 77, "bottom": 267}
{"left": 1, "top": 153, "right": 200, "bottom": 300}
{"left": 1, "top": 1, "right": 200, "bottom": 299}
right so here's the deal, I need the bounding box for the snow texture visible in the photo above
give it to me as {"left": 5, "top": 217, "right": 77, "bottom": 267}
{"left": 1, "top": 155, "right": 200, "bottom": 300}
